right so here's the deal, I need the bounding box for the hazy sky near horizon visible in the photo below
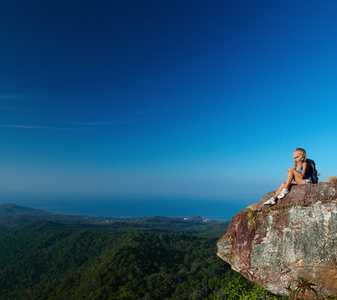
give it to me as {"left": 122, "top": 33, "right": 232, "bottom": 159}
{"left": 1, "top": 0, "right": 337, "bottom": 202}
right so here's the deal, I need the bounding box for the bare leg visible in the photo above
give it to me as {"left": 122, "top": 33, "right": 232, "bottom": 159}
{"left": 284, "top": 170, "right": 295, "bottom": 190}
{"left": 285, "top": 169, "right": 307, "bottom": 189}
{"left": 272, "top": 182, "right": 286, "bottom": 199}
{"left": 265, "top": 169, "right": 307, "bottom": 205}
{"left": 264, "top": 183, "right": 285, "bottom": 205}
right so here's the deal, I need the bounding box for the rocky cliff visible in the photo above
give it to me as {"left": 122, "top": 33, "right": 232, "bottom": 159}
{"left": 217, "top": 182, "right": 337, "bottom": 299}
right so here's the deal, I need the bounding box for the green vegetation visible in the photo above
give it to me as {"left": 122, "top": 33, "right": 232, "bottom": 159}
{"left": 220, "top": 276, "right": 282, "bottom": 300}
{"left": 246, "top": 203, "right": 298, "bottom": 230}
{"left": 246, "top": 208, "right": 258, "bottom": 230}
{"left": 287, "top": 277, "right": 318, "bottom": 300}
{"left": 0, "top": 204, "right": 284, "bottom": 299}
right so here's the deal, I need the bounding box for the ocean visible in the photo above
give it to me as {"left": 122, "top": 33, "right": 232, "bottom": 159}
{"left": 0, "top": 193, "right": 252, "bottom": 221}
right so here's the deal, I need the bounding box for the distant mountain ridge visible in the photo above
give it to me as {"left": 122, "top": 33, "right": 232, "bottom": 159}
{"left": 0, "top": 203, "right": 229, "bottom": 235}
{"left": 1, "top": 202, "right": 59, "bottom": 215}
{"left": 0, "top": 203, "right": 124, "bottom": 227}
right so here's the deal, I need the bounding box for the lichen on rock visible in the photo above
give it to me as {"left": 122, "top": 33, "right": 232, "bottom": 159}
{"left": 217, "top": 182, "right": 337, "bottom": 299}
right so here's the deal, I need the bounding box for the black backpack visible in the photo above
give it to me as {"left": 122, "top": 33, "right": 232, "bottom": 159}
{"left": 306, "top": 158, "right": 320, "bottom": 183}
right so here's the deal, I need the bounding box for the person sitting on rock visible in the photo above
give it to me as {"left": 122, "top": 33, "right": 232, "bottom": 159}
{"left": 264, "top": 148, "right": 311, "bottom": 205}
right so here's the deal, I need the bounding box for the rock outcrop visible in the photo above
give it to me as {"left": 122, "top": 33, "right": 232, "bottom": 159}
{"left": 217, "top": 182, "right": 337, "bottom": 299}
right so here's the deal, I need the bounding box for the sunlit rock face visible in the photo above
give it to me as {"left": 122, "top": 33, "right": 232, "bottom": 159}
{"left": 217, "top": 183, "right": 337, "bottom": 299}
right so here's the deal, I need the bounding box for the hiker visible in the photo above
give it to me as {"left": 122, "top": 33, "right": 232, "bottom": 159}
{"left": 264, "top": 148, "right": 311, "bottom": 206}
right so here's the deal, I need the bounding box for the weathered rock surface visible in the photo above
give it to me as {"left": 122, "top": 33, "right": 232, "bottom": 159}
{"left": 217, "top": 182, "right": 337, "bottom": 299}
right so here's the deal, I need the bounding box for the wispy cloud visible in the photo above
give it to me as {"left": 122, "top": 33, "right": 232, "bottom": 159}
{"left": 0, "top": 120, "right": 112, "bottom": 131}
{"left": 0, "top": 96, "right": 111, "bottom": 130}
{"left": 0, "top": 94, "right": 37, "bottom": 100}
{"left": 0, "top": 100, "right": 171, "bottom": 130}
{"left": 0, "top": 94, "right": 41, "bottom": 117}
{"left": 0, "top": 124, "right": 75, "bottom": 130}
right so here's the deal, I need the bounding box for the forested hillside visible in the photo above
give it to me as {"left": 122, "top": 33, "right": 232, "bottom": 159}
{"left": 0, "top": 217, "right": 281, "bottom": 299}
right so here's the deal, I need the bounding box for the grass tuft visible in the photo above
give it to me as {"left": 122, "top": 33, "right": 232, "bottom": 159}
{"left": 326, "top": 175, "right": 337, "bottom": 183}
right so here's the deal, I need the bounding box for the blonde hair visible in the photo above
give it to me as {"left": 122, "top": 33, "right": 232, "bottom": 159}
{"left": 295, "top": 148, "right": 307, "bottom": 163}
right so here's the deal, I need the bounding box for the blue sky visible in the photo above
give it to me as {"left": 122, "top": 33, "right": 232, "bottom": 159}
{"left": 1, "top": 0, "right": 337, "bottom": 204}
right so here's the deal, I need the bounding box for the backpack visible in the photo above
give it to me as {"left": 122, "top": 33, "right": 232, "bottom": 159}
{"left": 306, "top": 158, "right": 320, "bottom": 183}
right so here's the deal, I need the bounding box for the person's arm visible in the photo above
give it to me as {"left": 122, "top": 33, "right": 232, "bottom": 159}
{"left": 288, "top": 161, "right": 307, "bottom": 178}
{"left": 299, "top": 161, "right": 307, "bottom": 179}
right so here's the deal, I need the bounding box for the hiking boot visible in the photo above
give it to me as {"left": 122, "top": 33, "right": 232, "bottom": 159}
{"left": 264, "top": 197, "right": 276, "bottom": 205}
{"left": 277, "top": 189, "right": 289, "bottom": 199}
